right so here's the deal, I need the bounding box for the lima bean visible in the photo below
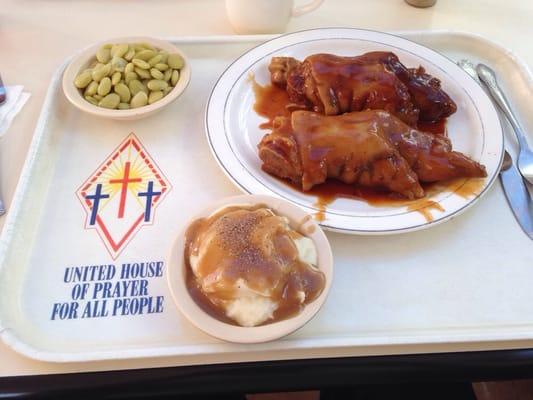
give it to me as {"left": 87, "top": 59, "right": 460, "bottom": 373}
{"left": 124, "top": 62, "right": 134, "bottom": 74}
{"left": 148, "top": 54, "right": 163, "bottom": 67}
{"left": 132, "top": 58, "right": 150, "bottom": 70}
{"left": 158, "top": 51, "right": 168, "bottom": 63}
{"left": 125, "top": 71, "right": 138, "bottom": 84}
{"left": 97, "top": 77, "right": 112, "bottom": 96}
{"left": 84, "top": 80, "right": 99, "bottom": 96}
{"left": 74, "top": 70, "right": 93, "bottom": 88}
{"left": 128, "top": 79, "right": 148, "bottom": 96}
{"left": 135, "top": 49, "right": 156, "bottom": 61}
{"left": 111, "top": 43, "right": 129, "bottom": 58}
{"left": 84, "top": 95, "right": 98, "bottom": 105}
{"left": 114, "top": 83, "right": 131, "bottom": 103}
{"left": 147, "top": 79, "right": 168, "bottom": 91}
{"left": 118, "top": 102, "right": 130, "bottom": 110}
{"left": 111, "top": 72, "right": 122, "bottom": 85}
{"left": 154, "top": 63, "right": 169, "bottom": 71}
{"left": 130, "top": 91, "right": 148, "bottom": 108}
{"left": 138, "top": 42, "right": 154, "bottom": 51}
{"left": 163, "top": 69, "right": 172, "bottom": 82}
{"left": 92, "top": 63, "right": 111, "bottom": 82}
{"left": 167, "top": 53, "right": 184, "bottom": 69}
{"left": 124, "top": 48, "right": 136, "bottom": 61}
{"left": 135, "top": 67, "right": 151, "bottom": 79}
{"left": 96, "top": 47, "right": 111, "bottom": 63}
{"left": 111, "top": 56, "right": 127, "bottom": 72}
{"left": 150, "top": 68, "right": 164, "bottom": 80}
{"left": 148, "top": 91, "right": 164, "bottom": 104}
{"left": 98, "top": 93, "right": 121, "bottom": 109}
{"left": 171, "top": 69, "right": 180, "bottom": 86}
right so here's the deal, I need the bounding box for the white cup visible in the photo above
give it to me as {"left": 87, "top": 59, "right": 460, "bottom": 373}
{"left": 225, "top": 0, "right": 324, "bottom": 34}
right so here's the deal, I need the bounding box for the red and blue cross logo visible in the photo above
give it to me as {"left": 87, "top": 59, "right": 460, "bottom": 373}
{"left": 77, "top": 133, "right": 171, "bottom": 259}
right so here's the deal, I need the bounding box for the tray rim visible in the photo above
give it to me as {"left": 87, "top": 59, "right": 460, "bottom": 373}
{"left": 1, "top": 29, "right": 532, "bottom": 363}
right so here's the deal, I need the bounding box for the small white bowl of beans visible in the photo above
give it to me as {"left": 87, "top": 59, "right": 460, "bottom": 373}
{"left": 62, "top": 37, "right": 191, "bottom": 120}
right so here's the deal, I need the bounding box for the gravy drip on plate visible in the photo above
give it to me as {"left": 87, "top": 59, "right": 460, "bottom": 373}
{"left": 251, "top": 77, "right": 292, "bottom": 129}
{"left": 277, "top": 177, "right": 484, "bottom": 223}
{"left": 184, "top": 205, "right": 325, "bottom": 326}
{"left": 452, "top": 177, "right": 485, "bottom": 199}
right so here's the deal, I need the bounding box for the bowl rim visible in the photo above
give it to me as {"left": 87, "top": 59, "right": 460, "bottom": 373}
{"left": 62, "top": 36, "right": 191, "bottom": 118}
{"left": 166, "top": 194, "right": 334, "bottom": 344}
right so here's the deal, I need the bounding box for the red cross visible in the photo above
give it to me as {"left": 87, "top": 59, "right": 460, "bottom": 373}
{"left": 109, "top": 162, "right": 142, "bottom": 219}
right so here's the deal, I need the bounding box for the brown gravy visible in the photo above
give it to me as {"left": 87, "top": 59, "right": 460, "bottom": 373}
{"left": 251, "top": 77, "right": 291, "bottom": 129}
{"left": 186, "top": 269, "right": 236, "bottom": 325}
{"left": 184, "top": 205, "right": 325, "bottom": 326}
{"left": 406, "top": 199, "right": 445, "bottom": 222}
{"left": 453, "top": 177, "right": 485, "bottom": 199}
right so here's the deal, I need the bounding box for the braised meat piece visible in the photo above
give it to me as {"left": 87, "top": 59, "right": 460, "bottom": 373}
{"left": 268, "top": 52, "right": 457, "bottom": 125}
{"left": 258, "top": 110, "right": 486, "bottom": 199}
{"left": 361, "top": 52, "right": 457, "bottom": 122}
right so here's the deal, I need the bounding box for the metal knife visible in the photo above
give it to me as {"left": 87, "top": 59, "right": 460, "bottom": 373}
{"left": 457, "top": 59, "right": 533, "bottom": 239}
{"left": 500, "top": 152, "right": 533, "bottom": 239}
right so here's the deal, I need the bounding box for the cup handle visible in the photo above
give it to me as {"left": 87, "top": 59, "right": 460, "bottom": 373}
{"left": 291, "top": 0, "right": 324, "bottom": 17}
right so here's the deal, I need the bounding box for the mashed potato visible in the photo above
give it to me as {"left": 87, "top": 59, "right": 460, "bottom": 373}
{"left": 185, "top": 205, "right": 324, "bottom": 327}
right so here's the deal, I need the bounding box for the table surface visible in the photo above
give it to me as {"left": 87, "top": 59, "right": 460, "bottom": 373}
{"left": 1, "top": 0, "right": 532, "bottom": 378}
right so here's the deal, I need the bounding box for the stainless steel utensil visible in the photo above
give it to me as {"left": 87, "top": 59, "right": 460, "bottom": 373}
{"left": 457, "top": 59, "right": 532, "bottom": 239}
{"left": 476, "top": 63, "right": 533, "bottom": 184}
{"left": 458, "top": 60, "right": 513, "bottom": 164}
{"left": 0, "top": 73, "right": 6, "bottom": 105}
{"left": 499, "top": 151, "right": 533, "bottom": 239}
{"left": 0, "top": 73, "right": 5, "bottom": 215}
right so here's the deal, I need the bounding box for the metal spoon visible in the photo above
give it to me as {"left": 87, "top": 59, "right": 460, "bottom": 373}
{"left": 457, "top": 59, "right": 514, "bottom": 168}
{"left": 476, "top": 64, "right": 533, "bottom": 184}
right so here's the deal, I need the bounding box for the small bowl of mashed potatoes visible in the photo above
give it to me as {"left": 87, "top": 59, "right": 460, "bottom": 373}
{"left": 166, "top": 194, "right": 333, "bottom": 343}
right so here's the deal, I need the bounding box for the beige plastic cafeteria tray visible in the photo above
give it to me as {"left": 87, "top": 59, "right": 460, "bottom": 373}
{"left": 0, "top": 31, "right": 532, "bottom": 363}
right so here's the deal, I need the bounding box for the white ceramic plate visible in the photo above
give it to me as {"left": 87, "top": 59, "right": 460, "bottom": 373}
{"left": 206, "top": 28, "right": 504, "bottom": 234}
{"left": 166, "top": 194, "right": 333, "bottom": 343}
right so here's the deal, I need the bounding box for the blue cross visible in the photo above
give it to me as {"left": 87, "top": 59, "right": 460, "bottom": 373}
{"left": 85, "top": 183, "right": 109, "bottom": 225}
{"left": 138, "top": 181, "right": 161, "bottom": 222}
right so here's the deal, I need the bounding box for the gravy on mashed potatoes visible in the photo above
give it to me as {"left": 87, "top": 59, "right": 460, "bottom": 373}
{"left": 184, "top": 205, "right": 325, "bottom": 327}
